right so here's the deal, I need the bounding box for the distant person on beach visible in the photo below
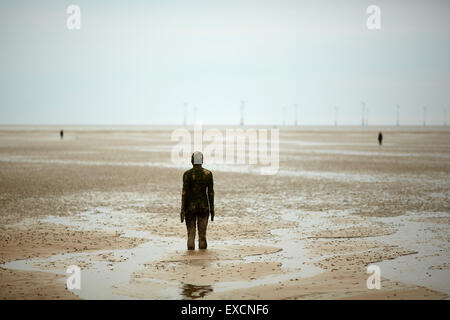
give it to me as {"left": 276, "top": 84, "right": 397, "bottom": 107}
{"left": 60, "top": 129, "right": 64, "bottom": 140}
{"left": 378, "top": 131, "right": 383, "bottom": 146}
{"left": 180, "top": 151, "right": 214, "bottom": 250}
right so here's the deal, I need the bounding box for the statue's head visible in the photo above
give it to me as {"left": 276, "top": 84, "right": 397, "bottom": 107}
{"left": 191, "top": 151, "right": 203, "bottom": 165}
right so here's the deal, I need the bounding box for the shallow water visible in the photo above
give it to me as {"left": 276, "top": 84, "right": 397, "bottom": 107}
{"left": 2, "top": 154, "right": 447, "bottom": 187}
{"left": 1, "top": 207, "right": 325, "bottom": 299}
{"left": 1, "top": 128, "right": 449, "bottom": 299}
{"left": 2, "top": 202, "right": 448, "bottom": 299}
{"left": 372, "top": 211, "right": 450, "bottom": 296}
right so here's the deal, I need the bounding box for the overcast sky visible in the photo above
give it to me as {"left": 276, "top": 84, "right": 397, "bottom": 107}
{"left": 1, "top": 0, "right": 449, "bottom": 126}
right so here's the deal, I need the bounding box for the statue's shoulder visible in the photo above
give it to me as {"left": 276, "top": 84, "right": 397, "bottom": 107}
{"left": 202, "top": 168, "right": 213, "bottom": 176}
{"left": 183, "top": 168, "right": 194, "bottom": 177}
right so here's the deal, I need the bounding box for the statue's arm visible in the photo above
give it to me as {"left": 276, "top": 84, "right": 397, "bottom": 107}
{"left": 208, "top": 172, "right": 214, "bottom": 221}
{"left": 181, "top": 172, "right": 188, "bottom": 222}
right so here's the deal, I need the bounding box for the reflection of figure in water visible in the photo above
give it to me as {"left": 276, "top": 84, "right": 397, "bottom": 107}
{"left": 378, "top": 131, "right": 383, "bottom": 146}
{"left": 60, "top": 129, "right": 64, "bottom": 140}
{"left": 181, "top": 283, "right": 213, "bottom": 299}
{"left": 180, "top": 151, "right": 214, "bottom": 250}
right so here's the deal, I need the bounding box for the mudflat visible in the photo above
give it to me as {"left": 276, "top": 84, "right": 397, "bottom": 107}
{"left": 0, "top": 126, "right": 449, "bottom": 299}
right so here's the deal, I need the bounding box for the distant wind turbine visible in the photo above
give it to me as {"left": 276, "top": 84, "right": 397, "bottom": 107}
{"left": 396, "top": 104, "right": 400, "bottom": 127}
{"left": 194, "top": 106, "right": 197, "bottom": 123}
{"left": 334, "top": 106, "right": 338, "bottom": 127}
{"left": 366, "top": 107, "right": 369, "bottom": 127}
{"left": 423, "top": 106, "right": 427, "bottom": 127}
{"left": 183, "top": 102, "right": 188, "bottom": 126}
{"left": 240, "top": 100, "right": 245, "bottom": 126}
{"left": 444, "top": 106, "right": 447, "bottom": 127}
{"left": 361, "top": 101, "right": 366, "bottom": 127}
{"left": 294, "top": 104, "right": 298, "bottom": 127}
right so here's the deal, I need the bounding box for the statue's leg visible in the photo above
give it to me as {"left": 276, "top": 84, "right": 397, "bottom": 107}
{"left": 185, "top": 214, "right": 196, "bottom": 250}
{"left": 197, "top": 213, "right": 209, "bottom": 249}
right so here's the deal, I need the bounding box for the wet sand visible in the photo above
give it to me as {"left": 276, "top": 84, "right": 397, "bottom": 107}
{"left": 0, "top": 126, "right": 449, "bottom": 299}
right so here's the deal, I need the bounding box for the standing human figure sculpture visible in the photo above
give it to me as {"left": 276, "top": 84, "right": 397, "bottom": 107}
{"left": 180, "top": 152, "right": 214, "bottom": 250}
